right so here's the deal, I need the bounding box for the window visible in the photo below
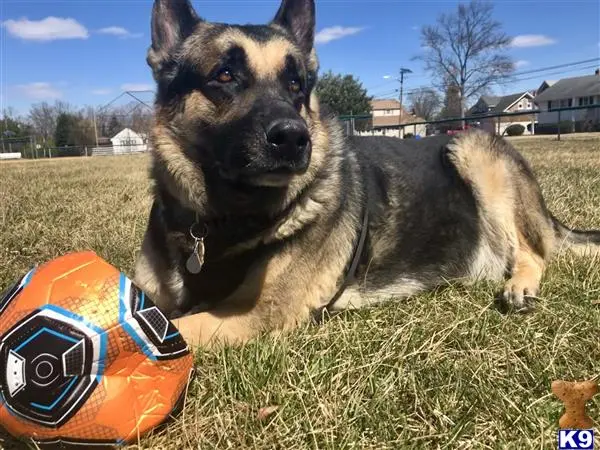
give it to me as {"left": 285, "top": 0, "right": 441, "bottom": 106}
{"left": 578, "top": 96, "right": 594, "bottom": 106}
{"left": 560, "top": 99, "right": 571, "bottom": 108}
{"left": 518, "top": 103, "right": 523, "bottom": 109}
{"left": 548, "top": 101, "right": 553, "bottom": 111}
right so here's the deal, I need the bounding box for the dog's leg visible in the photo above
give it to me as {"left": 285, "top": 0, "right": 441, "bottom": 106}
{"left": 501, "top": 233, "right": 545, "bottom": 312}
{"left": 328, "top": 278, "right": 426, "bottom": 311}
{"left": 134, "top": 231, "right": 185, "bottom": 315}
{"left": 170, "top": 309, "right": 267, "bottom": 349}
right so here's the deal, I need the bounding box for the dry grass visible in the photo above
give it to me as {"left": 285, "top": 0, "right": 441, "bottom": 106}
{"left": 1, "top": 134, "right": 599, "bottom": 449}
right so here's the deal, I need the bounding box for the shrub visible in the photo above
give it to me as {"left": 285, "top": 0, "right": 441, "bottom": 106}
{"left": 505, "top": 124, "right": 525, "bottom": 136}
{"left": 533, "top": 122, "right": 576, "bottom": 135}
{"left": 404, "top": 133, "right": 414, "bottom": 139}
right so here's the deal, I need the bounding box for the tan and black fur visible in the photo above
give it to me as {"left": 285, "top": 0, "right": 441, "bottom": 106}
{"left": 135, "top": 0, "right": 600, "bottom": 348}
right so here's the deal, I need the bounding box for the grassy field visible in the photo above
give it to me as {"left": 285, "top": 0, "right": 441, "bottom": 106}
{"left": 0, "top": 134, "right": 599, "bottom": 449}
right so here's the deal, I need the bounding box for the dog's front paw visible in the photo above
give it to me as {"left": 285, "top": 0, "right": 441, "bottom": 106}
{"left": 496, "top": 280, "right": 538, "bottom": 314}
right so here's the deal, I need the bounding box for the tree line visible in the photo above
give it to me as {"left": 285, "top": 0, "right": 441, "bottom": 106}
{"left": 1, "top": 101, "right": 153, "bottom": 154}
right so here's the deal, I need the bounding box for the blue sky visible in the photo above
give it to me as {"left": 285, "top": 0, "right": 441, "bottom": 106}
{"left": 1, "top": 0, "right": 599, "bottom": 114}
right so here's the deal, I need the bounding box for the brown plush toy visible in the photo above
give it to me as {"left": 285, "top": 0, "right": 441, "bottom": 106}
{"left": 551, "top": 380, "right": 598, "bottom": 429}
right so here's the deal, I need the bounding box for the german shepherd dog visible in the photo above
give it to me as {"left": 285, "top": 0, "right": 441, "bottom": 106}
{"left": 135, "top": 0, "right": 600, "bottom": 348}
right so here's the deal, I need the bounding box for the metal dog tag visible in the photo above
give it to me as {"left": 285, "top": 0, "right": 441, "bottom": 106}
{"left": 186, "top": 237, "right": 205, "bottom": 274}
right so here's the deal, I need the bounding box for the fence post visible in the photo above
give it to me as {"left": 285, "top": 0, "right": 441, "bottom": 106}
{"left": 557, "top": 110, "right": 561, "bottom": 141}
{"left": 413, "top": 124, "right": 417, "bottom": 136}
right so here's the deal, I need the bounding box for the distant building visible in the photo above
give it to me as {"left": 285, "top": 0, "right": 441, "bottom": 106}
{"left": 110, "top": 128, "right": 147, "bottom": 154}
{"left": 357, "top": 99, "right": 427, "bottom": 138}
{"left": 466, "top": 91, "right": 537, "bottom": 135}
{"left": 533, "top": 70, "right": 600, "bottom": 129}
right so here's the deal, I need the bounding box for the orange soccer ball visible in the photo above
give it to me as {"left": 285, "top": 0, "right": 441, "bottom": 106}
{"left": 0, "top": 251, "right": 194, "bottom": 447}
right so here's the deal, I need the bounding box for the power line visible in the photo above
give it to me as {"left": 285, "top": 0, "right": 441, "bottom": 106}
{"left": 365, "top": 80, "right": 396, "bottom": 92}
{"left": 370, "top": 89, "right": 398, "bottom": 97}
{"left": 510, "top": 57, "right": 600, "bottom": 77}
{"left": 369, "top": 57, "right": 600, "bottom": 96}
{"left": 509, "top": 64, "right": 600, "bottom": 83}
{"left": 369, "top": 59, "right": 600, "bottom": 99}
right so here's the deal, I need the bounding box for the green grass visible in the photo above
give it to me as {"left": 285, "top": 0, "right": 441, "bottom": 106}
{"left": 1, "top": 134, "right": 599, "bottom": 449}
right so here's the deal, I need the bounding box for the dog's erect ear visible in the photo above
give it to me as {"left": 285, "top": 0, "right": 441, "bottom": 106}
{"left": 271, "top": 0, "right": 315, "bottom": 53}
{"left": 147, "top": 0, "right": 200, "bottom": 72}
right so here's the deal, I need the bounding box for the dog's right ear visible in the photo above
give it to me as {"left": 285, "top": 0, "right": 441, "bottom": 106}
{"left": 147, "top": 0, "right": 200, "bottom": 74}
{"left": 272, "top": 0, "right": 315, "bottom": 54}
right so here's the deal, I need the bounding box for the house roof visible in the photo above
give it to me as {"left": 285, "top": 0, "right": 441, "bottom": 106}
{"left": 372, "top": 114, "right": 424, "bottom": 128}
{"left": 371, "top": 99, "right": 401, "bottom": 110}
{"left": 467, "top": 91, "right": 533, "bottom": 116}
{"left": 480, "top": 95, "right": 500, "bottom": 107}
{"left": 111, "top": 127, "right": 140, "bottom": 140}
{"left": 534, "top": 73, "right": 600, "bottom": 102}
{"left": 494, "top": 92, "right": 532, "bottom": 112}
{"left": 538, "top": 80, "right": 556, "bottom": 89}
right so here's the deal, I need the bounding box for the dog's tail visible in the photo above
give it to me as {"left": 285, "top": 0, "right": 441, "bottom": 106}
{"left": 551, "top": 214, "right": 600, "bottom": 257}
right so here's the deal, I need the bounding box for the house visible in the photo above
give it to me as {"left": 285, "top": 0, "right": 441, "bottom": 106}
{"left": 533, "top": 70, "right": 600, "bottom": 129}
{"left": 466, "top": 91, "right": 537, "bottom": 135}
{"left": 356, "top": 99, "right": 427, "bottom": 138}
{"left": 535, "top": 80, "right": 556, "bottom": 96}
{"left": 110, "top": 128, "right": 148, "bottom": 154}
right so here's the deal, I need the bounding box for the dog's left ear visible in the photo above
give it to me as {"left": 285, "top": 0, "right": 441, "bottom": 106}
{"left": 271, "top": 0, "right": 315, "bottom": 53}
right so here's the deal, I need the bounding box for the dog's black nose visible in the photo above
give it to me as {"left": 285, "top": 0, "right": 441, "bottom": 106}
{"left": 266, "top": 119, "right": 310, "bottom": 157}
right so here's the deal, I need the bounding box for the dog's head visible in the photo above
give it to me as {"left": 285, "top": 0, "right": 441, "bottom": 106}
{"left": 147, "top": 0, "right": 325, "bottom": 193}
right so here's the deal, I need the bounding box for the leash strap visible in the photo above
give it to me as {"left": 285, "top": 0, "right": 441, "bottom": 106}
{"left": 324, "top": 206, "right": 369, "bottom": 311}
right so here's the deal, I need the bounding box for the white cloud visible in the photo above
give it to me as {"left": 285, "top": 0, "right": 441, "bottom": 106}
{"left": 91, "top": 88, "right": 112, "bottom": 95}
{"left": 121, "top": 83, "right": 154, "bottom": 92}
{"left": 315, "top": 26, "right": 364, "bottom": 44}
{"left": 97, "top": 26, "right": 142, "bottom": 39}
{"left": 514, "top": 60, "right": 530, "bottom": 68}
{"left": 411, "top": 25, "right": 419, "bottom": 31}
{"left": 16, "top": 82, "right": 62, "bottom": 100}
{"left": 511, "top": 34, "right": 556, "bottom": 48}
{"left": 2, "top": 16, "right": 88, "bottom": 41}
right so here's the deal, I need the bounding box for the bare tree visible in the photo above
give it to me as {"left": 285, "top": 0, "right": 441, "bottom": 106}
{"left": 29, "top": 101, "right": 78, "bottom": 147}
{"left": 1, "top": 107, "right": 18, "bottom": 120}
{"left": 414, "top": 0, "right": 514, "bottom": 119}
{"left": 29, "top": 102, "right": 58, "bottom": 147}
{"left": 408, "top": 88, "right": 442, "bottom": 121}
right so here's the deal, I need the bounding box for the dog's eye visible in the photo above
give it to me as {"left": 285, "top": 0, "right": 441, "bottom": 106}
{"left": 289, "top": 79, "right": 301, "bottom": 94}
{"left": 215, "top": 69, "right": 234, "bottom": 83}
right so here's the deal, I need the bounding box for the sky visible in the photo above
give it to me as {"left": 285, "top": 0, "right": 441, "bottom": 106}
{"left": 1, "top": 0, "right": 599, "bottom": 115}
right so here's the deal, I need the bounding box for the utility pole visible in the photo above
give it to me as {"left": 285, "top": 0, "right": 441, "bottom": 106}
{"left": 386, "top": 68, "right": 412, "bottom": 138}
{"left": 92, "top": 107, "right": 99, "bottom": 149}
{"left": 398, "top": 68, "right": 412, "bottom": 138}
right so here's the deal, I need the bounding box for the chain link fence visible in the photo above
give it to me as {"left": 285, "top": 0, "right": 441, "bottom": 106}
{"left": 338, "top": 104, "right": 600, "bottom": 141}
